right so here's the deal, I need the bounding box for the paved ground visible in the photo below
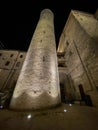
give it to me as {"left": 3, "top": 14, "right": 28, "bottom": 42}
{"left": 0, "top": 103, "right": 98, "bottom": 130}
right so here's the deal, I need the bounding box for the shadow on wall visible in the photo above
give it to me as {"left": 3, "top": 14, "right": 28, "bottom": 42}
{"left": 60, "top": 83, "right": 66, "bottom": 103}
{"left": 78, "top": 84, "right": 93, "bottom": 106}
{"left": 59, "top": 82, "right": 93, "bottom": 107}
{"left": 0, "top": 81, "right": 17, "bottom": 109}
{"left": 60, "top": 83, "right": 74, "bottom": 104}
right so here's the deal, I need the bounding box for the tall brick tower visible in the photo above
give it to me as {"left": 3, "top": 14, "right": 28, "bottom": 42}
{"left": 10, "top": 9, "right": 61, "bottom": 110}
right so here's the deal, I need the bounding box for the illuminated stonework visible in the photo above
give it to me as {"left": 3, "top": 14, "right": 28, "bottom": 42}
{"left": 9, "top": 9, "right": 61, "bottom": 110}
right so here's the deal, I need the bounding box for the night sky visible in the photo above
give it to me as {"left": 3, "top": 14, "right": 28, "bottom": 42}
{"left": 0, "top": 0, "right": 97, "bottom": 51}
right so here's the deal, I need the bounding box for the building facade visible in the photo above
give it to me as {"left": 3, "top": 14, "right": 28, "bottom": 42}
{"left": 58, "top": 9, "right": 98, "bottom": 107}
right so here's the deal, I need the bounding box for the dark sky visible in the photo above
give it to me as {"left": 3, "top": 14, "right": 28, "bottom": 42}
{"left": 0, "top": 0, "right": 97, "bottom": 51}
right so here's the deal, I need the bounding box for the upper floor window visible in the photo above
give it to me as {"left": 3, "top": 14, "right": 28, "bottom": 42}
{"left": 5, "top": 61, "right": 10, "bottom": 66}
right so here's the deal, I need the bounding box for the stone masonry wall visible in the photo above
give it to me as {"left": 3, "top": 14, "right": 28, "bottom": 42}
{"left": 58, "top": 10, "right": 98, "bottom": 105}
{"left": 0, "top": 50, "right": 26, "bottom": 92}
{"left": 10, "top": 9, "right": 61, "bottom": 110}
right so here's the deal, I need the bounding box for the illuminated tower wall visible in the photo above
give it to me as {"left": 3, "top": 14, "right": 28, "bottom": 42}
{"left": 10, "top": 9, "right": 61, "bottom": 110}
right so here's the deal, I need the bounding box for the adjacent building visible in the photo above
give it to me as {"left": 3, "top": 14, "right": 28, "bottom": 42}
{"left": 58, "top": 9, "right": 98, "bottom": 107}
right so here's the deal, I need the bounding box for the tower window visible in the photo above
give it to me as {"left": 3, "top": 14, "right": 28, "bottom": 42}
{"left": 0, "top": 53, "right": 2, "bottom": 56}
{"left": 20, "top": 55, "right": 23, "bottom": 58}
{"left": 5, "top": 61, "right": 10, "bottom": 66}
{"left": 40, "top": 40, "right": 42, "bottom": 42}
{"left": 43, "top": 30, "right": 46, "bottom": 33}
{"left": 10, "top": 54, "right": 13, "bottom": 57}
{"left": 43, "top": 56, "right": 45, "bottom": 62}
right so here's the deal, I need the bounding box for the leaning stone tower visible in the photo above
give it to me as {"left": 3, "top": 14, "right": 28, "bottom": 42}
{"left": 10, "top": 9, "right": 61, "bottom": 110}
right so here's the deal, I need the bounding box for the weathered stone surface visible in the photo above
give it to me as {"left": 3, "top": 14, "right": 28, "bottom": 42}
{"left": 58, "top": 10, "right": 98, "bottom": 106}
{"left": 10, "top": 9, "right": 61, "bottom": 110}
{"left": 0, "top": 50, "right": 26, "bottom": 91}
